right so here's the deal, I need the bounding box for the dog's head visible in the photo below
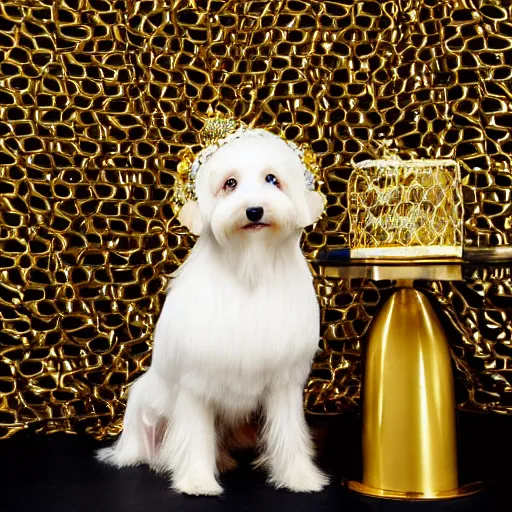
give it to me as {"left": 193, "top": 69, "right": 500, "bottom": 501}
{"left": 178, "top": 135, "right": 324, "bottom": 245}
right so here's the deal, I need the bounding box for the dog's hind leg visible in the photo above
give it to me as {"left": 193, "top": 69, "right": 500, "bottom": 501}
{"left": 96, "top": 371, "right": 166, "bottom": 468}
{"left": 157, "top": 388, "right": 222, "bottom": 496}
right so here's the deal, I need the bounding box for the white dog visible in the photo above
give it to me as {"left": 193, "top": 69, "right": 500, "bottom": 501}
{"left": 97, "top": 123, "right": 328, "bottom": 496}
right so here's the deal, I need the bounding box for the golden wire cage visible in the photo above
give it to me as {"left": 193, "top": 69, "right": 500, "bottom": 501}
{"left": 348, "top": 154, "right": 464, "bottom": 260}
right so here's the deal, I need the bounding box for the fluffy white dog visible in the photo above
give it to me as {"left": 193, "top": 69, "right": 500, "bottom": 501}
{"left": 97, "top": 123, "right": 328, "bottom": 496}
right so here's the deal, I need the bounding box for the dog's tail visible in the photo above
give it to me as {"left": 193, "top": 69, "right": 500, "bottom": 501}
{"left": 95, "top": 373, "right": 168, "bottom": 469}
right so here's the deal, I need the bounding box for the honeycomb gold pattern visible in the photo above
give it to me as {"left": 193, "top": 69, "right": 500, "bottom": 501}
{"left": 0, "top": 0, "right": 511, "bottom": 438}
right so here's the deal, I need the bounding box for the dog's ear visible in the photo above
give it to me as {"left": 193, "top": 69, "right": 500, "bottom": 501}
{"left": 178, "top": 201, "right": 203, "bottom": 235}
{"left": 299, "top": 190, "right": 325, "bottom": 228}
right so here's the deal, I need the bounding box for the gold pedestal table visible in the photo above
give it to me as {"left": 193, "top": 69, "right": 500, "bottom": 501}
{"left": 318, "top": 249, "right": 511, "bottom": 501}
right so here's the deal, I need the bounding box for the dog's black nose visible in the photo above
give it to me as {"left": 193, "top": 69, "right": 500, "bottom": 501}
{"left": 246, "top": 207, "right": 264, "bottom": 222}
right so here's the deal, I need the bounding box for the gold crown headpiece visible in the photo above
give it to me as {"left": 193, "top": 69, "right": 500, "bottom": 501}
{"left": 173, "top": 110, "right": 323, "bottom": 214}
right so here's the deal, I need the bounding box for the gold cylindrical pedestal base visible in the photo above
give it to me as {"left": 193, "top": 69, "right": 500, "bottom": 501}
{"left": 348, "top": 287, "right": 482, "bottom": 500}
{"left": 345, "top": 481, "right": 482, "bottom": 500}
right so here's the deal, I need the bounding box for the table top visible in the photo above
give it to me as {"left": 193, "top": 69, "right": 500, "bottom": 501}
{"left": 316, "top": 247, "right": 512, "bottom": 281}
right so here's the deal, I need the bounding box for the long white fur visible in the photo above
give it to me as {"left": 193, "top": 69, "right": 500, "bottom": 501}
{"left": 96, "top": 135, "right": 328, "bottom": 495}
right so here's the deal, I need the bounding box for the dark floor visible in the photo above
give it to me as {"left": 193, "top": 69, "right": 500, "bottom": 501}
{"left": 1, "top": 412, "right": 510, "bottom": 512}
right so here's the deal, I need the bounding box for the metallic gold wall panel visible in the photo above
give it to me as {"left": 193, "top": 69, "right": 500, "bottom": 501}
{"left": 0, "top": 0, "right": 511, "bottom": 438}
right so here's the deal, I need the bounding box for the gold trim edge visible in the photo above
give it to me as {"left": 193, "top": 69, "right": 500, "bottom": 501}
{"left": 343, "top": 480, "right": 484, "bottom": 501}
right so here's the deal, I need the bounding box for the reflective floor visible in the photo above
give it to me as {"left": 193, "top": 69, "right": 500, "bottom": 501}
{"left": 0, "top": 413, "right": 508, "bottom": 512}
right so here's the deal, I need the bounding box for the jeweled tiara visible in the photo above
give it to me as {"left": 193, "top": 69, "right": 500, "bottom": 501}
{"left": 172, "top": 108, "right": 324, "bottom": 214}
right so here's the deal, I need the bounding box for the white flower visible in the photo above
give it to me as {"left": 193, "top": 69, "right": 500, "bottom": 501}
{"left": 190, "top": 159, "right": 200, "bottom": 178}
{"left": 305, "top": 172, "right": 315, "bottom": 190}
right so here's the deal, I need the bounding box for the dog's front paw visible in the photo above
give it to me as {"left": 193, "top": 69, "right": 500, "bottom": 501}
{"left": 172, "top": 475, "right": 224, "bottom": 496}
{"left": 270, "top": 461, "right": 329, "bottom": 493}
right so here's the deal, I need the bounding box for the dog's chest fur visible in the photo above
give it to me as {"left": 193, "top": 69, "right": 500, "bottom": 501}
{"left": 152, "top": 239, "right": 320, "bottom": 408}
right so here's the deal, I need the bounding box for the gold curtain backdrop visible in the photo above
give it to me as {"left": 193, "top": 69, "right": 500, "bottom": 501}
{"left": 0, "top": 0, "right": 511, "bottom": 439}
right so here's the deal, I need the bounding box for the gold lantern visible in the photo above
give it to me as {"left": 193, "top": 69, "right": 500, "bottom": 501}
{"left": 347, "top": 145, "right": 464, "bottom": 260}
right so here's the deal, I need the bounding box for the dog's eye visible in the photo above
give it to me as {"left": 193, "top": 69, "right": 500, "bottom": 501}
{"left": 265, "top": 174, "right": 280, "bottom": 187}
{"left": 224, "top": 178, "right": 237, "bottom": 190}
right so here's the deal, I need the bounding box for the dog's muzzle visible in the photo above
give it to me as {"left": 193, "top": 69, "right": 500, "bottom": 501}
{"left": 243, "top": 206, "right": 270, "bottom": 231}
